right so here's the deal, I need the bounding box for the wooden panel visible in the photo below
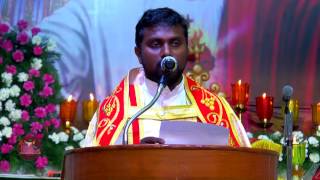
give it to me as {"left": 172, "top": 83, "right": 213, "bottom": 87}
{"left": 62, "top": 145, "right": 278, "bottom": 180}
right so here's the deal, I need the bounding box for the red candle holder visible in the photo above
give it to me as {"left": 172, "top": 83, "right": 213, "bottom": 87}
{"left": 59, "top": 95, "right": 77, "bottom": 133}
{"left": 256, "top": 93, "right": 274, "bottom": 128}
{"left": 231, "top": 80, "right": 250, "bottom": 120}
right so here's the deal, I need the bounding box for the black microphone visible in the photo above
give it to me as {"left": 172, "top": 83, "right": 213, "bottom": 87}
{"left": 282, "top": 84, "right": 293, "bottom": 180}
{"left": 282, "top": 85, "right": 293, "bottom": 114}
{"left": 282, "top": 85, "right": 293, "bottom": 102}
{"left": 160, "top": 56, "right": 178, "bottom": 73}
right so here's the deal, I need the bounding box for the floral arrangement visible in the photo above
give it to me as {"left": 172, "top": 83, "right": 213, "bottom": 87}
{"left": 248, "top": 126, "right": 320, "bottom": 172}
{"left": 0, "top": 20, "right": 86, "bottom": 174}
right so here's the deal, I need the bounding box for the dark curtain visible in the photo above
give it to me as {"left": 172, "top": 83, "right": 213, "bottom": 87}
{"left": 217, "top": 0, "right": 320, "bottom": 106}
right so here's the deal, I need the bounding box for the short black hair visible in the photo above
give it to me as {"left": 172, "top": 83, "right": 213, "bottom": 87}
{"left": 135, "top": 7, "right": 188, "bottom": 47}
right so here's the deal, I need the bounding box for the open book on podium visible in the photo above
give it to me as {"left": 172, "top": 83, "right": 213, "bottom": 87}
{"left": 114, "top": 121, "right": 230, "bottom": 145}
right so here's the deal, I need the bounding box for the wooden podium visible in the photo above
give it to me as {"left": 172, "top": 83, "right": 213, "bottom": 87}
{"left": 62, "top": 145, "right": 278, "bottom": 180}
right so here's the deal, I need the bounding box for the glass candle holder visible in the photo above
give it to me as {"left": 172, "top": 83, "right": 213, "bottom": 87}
{"left": 312, "top": 103, "right": 320, "bottom": 127}
{"left": 256, "top": 93, "right": 274, "bottom": 127}
{"left": 82, "top": 93, "right": 99, "bottom": 123}
{"left": 281, "top": 99, "right": 299, "bottom": 127}
{"left": 292, "top": 142, "right": 306, "bottom": 166}
{"left": 231, "top": 80, "right": 249, "bottom": 120}
{"left": 59, "top": 95, "right": 77, "bottom": 132}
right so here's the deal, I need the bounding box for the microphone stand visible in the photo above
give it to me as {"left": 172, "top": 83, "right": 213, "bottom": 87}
{"left": 122, "top": 75, "right": 167, "bottom": 145}
{"left": 283, "top": 101, "right": 293, "bottom": 180}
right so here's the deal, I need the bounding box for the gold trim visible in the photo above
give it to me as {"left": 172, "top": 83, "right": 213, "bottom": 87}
{"left": 219, "top": 96, "right": 242, "bottom": 146}
{"left": 110, "top": 75, "right": 130, "bottom": 145}
{"left": 184, "top": 76, "right": 206, "bottom": 123}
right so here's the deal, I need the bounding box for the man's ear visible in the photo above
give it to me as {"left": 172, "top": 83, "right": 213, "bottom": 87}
{"left": 134, "top": 46, "right": 142, "bottom": 64}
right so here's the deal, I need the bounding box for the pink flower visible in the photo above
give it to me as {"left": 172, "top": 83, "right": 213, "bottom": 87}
{"left": 35, "top": 156, "right": 48, "bottom": 170}
{"left": 23, "top": 81, "right": 35, "bottom": 91}
{"left": 17, "top": 20, "right": 28, "bottom": 31}
{"left": 1, "top": 144, "right": 13, "bottom": 154}
{"left": 31, "top": 27, "right": 41, "bottom": 36}
{"left": 8, "top": 135, "right": 17, "bottom": 145}
{"left": 30, "top": 122, "right": 43, "bottom": 133}
{"left": 39, "top": 86, "right": 53, "bottom": 97}
{"left": 33, "top": 46, "right": 43, "bottom": 56}
{"left": 45, "top": 103, "right": 56, "bottom": 114}
{"left": 0, "top": 23, "right": 9, "bottom": 34}
{"left": 35, "top": 133, "right": 43, "bottom": 140}
{"left": 16, "top": 32, "right": 29, "bottom": 45}
{"left": 21, "top": 110, "right": 30, "bottom": 121}
{"left": 34, "top": 107, "right": 47, "bottom": 118}
{"left": 2, "top": 40, "right": 13, "bottom": 52}
{"left": 43, "top": 74, "right": 55, "bottom": 85}
{"left": 51, "top": 118, "right": 60, "bottom": 129}
{"left": 12, "top": 50, "right": 24, "bottom": 62}
{"left": 5, "top": 65, "right": 17, "bottom": 75}
{"left": 20, "top": 93, "right": 32, "bottom": 107}
{"left": 13, "top": 123, "right": 25, "bottom": 136}
{"left": 28, "top": 68, "right": 40, "bottom": 78}
{"left": 0, "top": 160, "right": 10, "bottom": 173}
{"left": 44, "top": 120, "right": 51, "bottom": 127}
{"left": 0, "top": 56, "right": 3, "bottom": 64}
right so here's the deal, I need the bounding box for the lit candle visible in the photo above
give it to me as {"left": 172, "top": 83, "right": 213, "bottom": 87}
{"left": 59, "top": 95, "right": 77, "bottom": 128}
{"left": 82, "top": 93, "right": 99, "bottom": 123}
{"left": 256, "top": 93, "right": 274, "bottom": 123}
{"left": 231, "top": 80, "right": 250, "bottom": 110}
{"left": 312, "top": 102, "right": 320, "bottom": 127}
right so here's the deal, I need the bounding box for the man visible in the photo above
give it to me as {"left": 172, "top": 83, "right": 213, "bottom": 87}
{"left": 84, "top": 7, "right": 250, "bottom": 147}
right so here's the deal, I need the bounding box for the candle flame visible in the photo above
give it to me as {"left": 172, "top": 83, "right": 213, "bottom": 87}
{"left": 67, "top": 95, "right": 73, "bottom": 102}
{"left": 90, "top": 93, "right": 94, "bottom": 101}
{"left": 262, "top": 93, "right": 266, "bottom": 98}
{"left": 317, "top": 102, "right": 320, "bottom": 106}
{"left": 238, "top": 80, "right": 241, "bottom": 85}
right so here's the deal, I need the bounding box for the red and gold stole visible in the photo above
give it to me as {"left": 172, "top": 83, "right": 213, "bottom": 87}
{"left": 94, "top": 74, "right": 242, "bottom": 147}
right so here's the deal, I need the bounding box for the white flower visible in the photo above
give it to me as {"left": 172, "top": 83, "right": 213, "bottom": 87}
{"left": 1, "top": 126, "right": 12, "bottom": 138}
{"left": 5, "top": 99, "right": 16, "bottom": 111}
{"left": 73, "top": 132, "right": 84, "bottom": 141}
{"left": 9, "top": 109, "right": 22, "bottom": 121}
{"left": 309, "top": 153, "right": 320, "bottom": 163}
{"left": 32, "top": 35, "right": 42, "bottom": 45}
{"left": 31, "top": 58, "right": 43, "bottom": 70}
{"left": 81, "top": 129, "right": 87, "bottom": 135}
{"left": 278, "top": 153, "right": 283, "bottom": 162}
{"left": 65, "top": 146, "right": 74, "bottom": 151}
{"left": 17, "top": 72, "right": 28, "bottom": 82}
{"left": 0, "top": 88, "right": 10, "bottom": 101}
{"left": 0, "top": 102, "right": 2, "bottom": 111}
{"left": 317, "top": 130, "right": 320, "bottom": 137}
{"left": 10, "top": 85, "right": 21, "bottom": 97}
{"left": 79, "top": 139, "right": 86, "bottom": 148}
{"left": 49, "top": 133, "right": 60, "bottom": 144}
{"left": 1, "top": 72, "right": 12, "bottom": 86}
{"left": 0, "top": 131, "right": 2, "bottom": 141}
{"left": 271, "top": 131, "right": 282, "bottom": 139}
{"left": 70, "top": 126, "right": 79, "bottom": 134}
{"left": 308, "top": 136, "right": 319, "bottom": 147}
{"left": 257, "top": 135, "right": 270, "bottom": 140}
{"left": 246, "top": 132, "right": 253, "bottom": 139}
{"left": 0, "top": 116, "right": 10, "bottom": 126}
{"left": 46, "top": 38, "right": 57, "bottom": 51}
{"left": 293, "top": 131, "right": 304, "bottom": 143}
{"left": 280, "top": 137, "right": 285, "bottom": 145}
{"left": 58, "top": 132, "right": 69, "bottom": 142}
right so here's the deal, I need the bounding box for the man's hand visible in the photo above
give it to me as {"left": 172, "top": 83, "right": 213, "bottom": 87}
{"left": 140, "top": 136, "right": 165, "bottom": 144}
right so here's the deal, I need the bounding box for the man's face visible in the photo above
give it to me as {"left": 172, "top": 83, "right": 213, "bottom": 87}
{"left": 135, "top": 25, "right": 188, "bottom": 88}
